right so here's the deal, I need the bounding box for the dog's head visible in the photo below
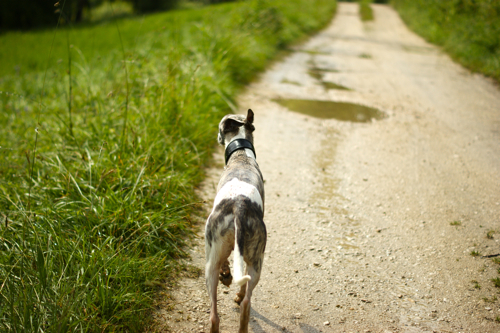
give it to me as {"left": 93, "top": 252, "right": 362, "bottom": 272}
{"left": 217, "top": 109, "right": 255, "bottom": 146}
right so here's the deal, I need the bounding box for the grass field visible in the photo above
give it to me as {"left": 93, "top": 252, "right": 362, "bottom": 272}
{"left": 0, "top": 0, "right": 337, "bottom": 331}
{"left": 391, "top": 0, "right": 500, "bottom": 82}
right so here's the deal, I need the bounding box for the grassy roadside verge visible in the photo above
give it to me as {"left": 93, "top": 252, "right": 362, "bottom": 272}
{"left": 0, "top": 0, "right": 337, "bottom": 331}
{"left": 359, "top": 0, "right": 374, "bottom": 21}
{"left": 391, "top": 0, "right": 500, "bottom": 82}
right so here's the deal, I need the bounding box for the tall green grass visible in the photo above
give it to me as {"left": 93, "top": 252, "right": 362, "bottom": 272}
{"left": 359, "top": 0, "right": 374, "bottom": 21}
{"left": 0, "top": 0, "right": 337, "bottom": 331}
{"left": 391, "top": 0, "right": 500, "bottom": 82}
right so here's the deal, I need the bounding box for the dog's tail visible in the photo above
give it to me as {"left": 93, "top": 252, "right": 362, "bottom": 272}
{"left": 233, "top": 212, "right": 251, "bottom": 287}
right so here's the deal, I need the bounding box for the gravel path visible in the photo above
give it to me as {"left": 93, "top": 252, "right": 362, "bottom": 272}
{"left": 157, "top": 3, "right": 500, "bottom": 332}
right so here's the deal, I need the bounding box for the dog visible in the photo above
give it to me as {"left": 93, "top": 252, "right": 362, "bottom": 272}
{"left": 205, "top": 109, "right": 266, "bottom": 333}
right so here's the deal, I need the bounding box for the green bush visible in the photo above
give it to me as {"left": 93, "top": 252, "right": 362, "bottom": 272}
{"left": 0, "top": 0, "right": 337, "bottom": 331}
{"left": 391, "top": 0, "right": 500, "bottom": 81}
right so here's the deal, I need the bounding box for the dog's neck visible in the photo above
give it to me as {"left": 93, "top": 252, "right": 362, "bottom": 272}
{"left": 225, "top": 138, "right": 256, "bottom": 165}
{"left": 223, "top": 124, "right": 256, "bottom": 164}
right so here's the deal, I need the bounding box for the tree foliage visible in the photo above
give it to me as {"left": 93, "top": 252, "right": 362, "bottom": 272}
{"left": 0, "top": 0, "right": 59, "bottom": 30}
{"left": 128, "top": 0, "right": 179, "bottom": 13}
{"left": 0, "top": 0, "right": 245, "bottom": 30}
{"left": 0, "top": 0, "right": 102, "bottom": 30}
{"left": 0, "top": 0, "right": 181, "bottom": 30}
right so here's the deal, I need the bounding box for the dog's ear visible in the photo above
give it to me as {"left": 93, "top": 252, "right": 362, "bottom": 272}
{"left": 222, "top": 117, "right": 245, "bottom": 134}
{"left": 218, "top": 115, "right": 245, "bottom": 145}
{"left": 246, "top": 109, "right": 254, "bottom": 125}
{"left": 245, "top": 109, "right": 255, "bottom": 132}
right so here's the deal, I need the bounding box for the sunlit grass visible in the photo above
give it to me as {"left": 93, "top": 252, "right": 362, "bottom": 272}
{"left": 0, "top": 0, "right": 337, "bottom": 331}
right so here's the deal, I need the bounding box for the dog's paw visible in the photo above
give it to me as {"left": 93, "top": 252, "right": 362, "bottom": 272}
{"left": 219, "top": 272, "right": 232, "bottom": 286}
{"left": 219, "top": 260, "right": 232, "bottom": 287}
{"left": 234, "top": 293, "right": 244, "bottom": 305}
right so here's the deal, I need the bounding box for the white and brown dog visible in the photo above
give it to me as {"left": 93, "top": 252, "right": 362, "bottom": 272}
{"left": 205, "top": 109, "right": 266, "bottom": 333}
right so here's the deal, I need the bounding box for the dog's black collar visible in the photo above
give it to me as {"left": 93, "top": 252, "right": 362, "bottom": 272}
{"left": 225, "top": 139, "right": 256, "bottom": 165}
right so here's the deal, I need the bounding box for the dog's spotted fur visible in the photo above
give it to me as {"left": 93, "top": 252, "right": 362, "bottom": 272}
{"left": 205, "top": 109, "right": 266, "bottom": 333}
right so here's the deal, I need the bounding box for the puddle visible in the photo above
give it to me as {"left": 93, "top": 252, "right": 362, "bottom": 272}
{"left": 280, "top": 79, "right": 302, "bottom": 86}
{"left": 299, "top": 49, "right": 331, "bottom": 55}
{"left": 308, "top": 67, "right": 339, "bottom": 79}
{"left": 308, "top": 66, "right": 349, "bottom": 91}
{"left": 308, "top": 69, "right": 324, "bottom": 81}
{"left": 321, "top": 82, "right": 351, "bottom": 91}
{"left": 274, "top": 99, "right": 386, "bottom": 123}
{"left": 402, "top": 45, "right": 434, "bottom": 54}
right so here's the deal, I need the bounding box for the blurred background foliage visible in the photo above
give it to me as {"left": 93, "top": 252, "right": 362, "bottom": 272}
{"left": 0, "top": 0, "right": 240, "bottom": 31}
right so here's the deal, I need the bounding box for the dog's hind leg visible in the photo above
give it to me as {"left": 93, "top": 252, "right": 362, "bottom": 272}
{"left": 206, "top": 236, "right": 233, "bottom": 333}
{"left": 238, "top": 261, "right": 262, "bottom": 333}
{"left": 205, "top": 250, "right": 221, "bottom": 333}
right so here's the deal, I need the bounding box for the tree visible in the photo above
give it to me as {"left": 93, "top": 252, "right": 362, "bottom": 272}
{"left": 128, "top": 0, "right": 179, "bottom": 14}
{"left": 0, "top": 0, "right": 59, "bottom": 30}
{"left": 0, "top": 0, "right": 106, "bottom": 31}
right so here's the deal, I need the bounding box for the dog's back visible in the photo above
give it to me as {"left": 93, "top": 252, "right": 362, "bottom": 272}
{"left": 207, "top": 150, "right": 266, "bottom": 283}
{"left": 205, "top": 110, "right": 266, "bottom": 333}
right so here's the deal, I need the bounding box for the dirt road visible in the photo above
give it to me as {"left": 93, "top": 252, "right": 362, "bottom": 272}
{"left": 157, "top": 3, "right": 500, "bottom": 332}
